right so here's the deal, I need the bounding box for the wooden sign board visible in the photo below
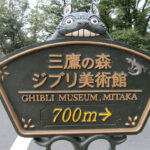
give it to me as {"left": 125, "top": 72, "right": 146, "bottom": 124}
{"left": 0, "top": 39, "right": 149, "bottom": 137}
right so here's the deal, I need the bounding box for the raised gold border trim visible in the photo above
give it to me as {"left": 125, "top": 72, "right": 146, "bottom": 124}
{"left": 0, "top": 41, "right": 150, "bottom": 136}
{"left": 18, "top": 90, "right": 143, "bottom": 94}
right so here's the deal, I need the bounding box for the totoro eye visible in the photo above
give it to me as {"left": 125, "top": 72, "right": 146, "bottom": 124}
{"left": 65, "top": 18, "right": 74, "bottom": 25}
{"left": 91, "top": 17, "right": 99, "bottom": 25}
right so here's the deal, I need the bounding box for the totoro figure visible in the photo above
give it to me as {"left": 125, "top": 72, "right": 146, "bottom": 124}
{"left": 51, "top": 3, "right": 112, "bottom": 40}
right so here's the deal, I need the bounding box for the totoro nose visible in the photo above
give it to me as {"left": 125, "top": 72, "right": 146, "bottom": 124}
{"left": 78, "top": 21, "right": 89, "bottom": 28}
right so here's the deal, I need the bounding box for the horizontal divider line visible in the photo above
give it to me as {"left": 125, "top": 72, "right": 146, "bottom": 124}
{"left": 18, "top": 90, "right": 143, "bottom": 94}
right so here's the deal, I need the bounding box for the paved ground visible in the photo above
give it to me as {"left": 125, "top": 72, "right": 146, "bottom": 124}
{"left": 0, "top": 101, "right": 149, "bottom": 150}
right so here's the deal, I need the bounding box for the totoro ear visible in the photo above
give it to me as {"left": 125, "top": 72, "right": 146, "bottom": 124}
{"left": 91, "top": 3, "right": 100, "bottom": 16}
{"left": 64, "top": 4, "right": 73, "bottom": 16}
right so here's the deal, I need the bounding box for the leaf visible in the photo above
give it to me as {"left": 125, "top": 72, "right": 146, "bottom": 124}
{"left": 2, "top": 66, "right": 7, "bottom": 70}
{"left": 4, "top": 72, "right": 10, "bottom": 75}
{"left": 22, "top": 118, "right": 26, "bottom": 123}
{"left": 132, "top": 122, "right": 136, "bottom": 126}
{"left": 28, "top": 119, "right": 32, "bottom": 124}
{"left": 125, "top": 123, "right": 130, "bottom": 126}
{"left": 1, "top": 75, "right": 4, "bottom": 81}
{"left": 134, "top": 116, "right": 138, "bottom": 121}
{"left": 128, "top": 116, "right": 132, "bottom": 122}
{"left": 30, "top": 125, "right": 35, "bottom": 129}
{"left": 24, "top": 124, "right": 28, "bottom": 129}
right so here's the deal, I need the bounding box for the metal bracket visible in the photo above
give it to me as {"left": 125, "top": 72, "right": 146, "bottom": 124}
{"left": 34, "top": 134, "right": 127, "bottom": 150}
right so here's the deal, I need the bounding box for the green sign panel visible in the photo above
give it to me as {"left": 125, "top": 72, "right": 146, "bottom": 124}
{"left": 0, "top": 39, "right": 149, "bottom": 137}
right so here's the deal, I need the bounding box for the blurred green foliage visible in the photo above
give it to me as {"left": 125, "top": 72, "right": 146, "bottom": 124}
{"left": 111, "top": 29, "right": 150, "bottom": 53}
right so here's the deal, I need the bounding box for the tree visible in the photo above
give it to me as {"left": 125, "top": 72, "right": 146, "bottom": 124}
{"left": 39, "top": 0, "right": 64, "bottom": 40}
{"left": 99, "top": 0, "right": 150, "bottom": 36}
{"left": 111, "top": 29, "right": 150, "bottom": 53}
{"left": 0, "top": 0, "right": 31, "bottom": 54}
{"left": 27, "top": 0, "right": 50, "bottom": 42}
{"left": 98, "top": 0, "right": 150, "bottom": 53}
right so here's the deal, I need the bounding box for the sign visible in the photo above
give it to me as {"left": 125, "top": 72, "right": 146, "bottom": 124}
{"left": 0, "top": 39, "right": 149, "bottom": 137}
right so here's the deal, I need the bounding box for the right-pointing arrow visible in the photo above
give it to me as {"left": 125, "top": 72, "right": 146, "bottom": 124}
{"left": 99, "top": 108, "right": 112, "bottom": 122}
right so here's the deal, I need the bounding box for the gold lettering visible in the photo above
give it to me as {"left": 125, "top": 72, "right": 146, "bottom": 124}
{"left": 49, "top": 54, "right": 63, "bottom": 69}
{"left": 95, "top": 54, "right": 111, "bottom": 70}
{"left": 21, "top": 94, "right": 56, "bottom": 102}
{"left": 36, "top": 95, "right": 40, "bottom": 102}
{"left": 40, "top": 95, "right": 46, "bottom": 102}
{"left": 82, "top": 112, "right": 97, "bottom": 122}
{"left": 79, "top": 94, "right": 84, "bottom": 101}
{"left": 59, "top": 95, "right": 67, "bottom": 101}
{"left": 58, "top": 94, "right": 98, "bottom": 102}
{"left": 62, "top": 108, "right": 72, "bottom": 123}
{"left": 53, "top": 108, "right": 63, "bottom": 123}
{"left": 103, "top": 94, "right": 111, "bottom": 101}
{"left": 51, "top": 94, "right": 55, "bottom": 101}
{"left": 90, "top": 94, "right": 98, "bottom": 101}
{"left": 132, "top": 94, "right": 138, "bottom": 100}
{"left": 72, "top": 108, "right": 82, "bottom": 122}
{"left": 125, "top": 93, "right": 131, "bottom": 100}
{"left": 120, "top": 94, "right": 126, "bottom": 100}
{"left": 64, "top": 53, "right": 81, "bottom": 69}
{"left": 22, "top": 95, "right": 28, "bottom": 102}
{"left": 73, "top": 94, "right": 78, "bottom": 101}
{"left": 29, "top": 95, "right": 36, "bottom": 102}
{"left": 113, "top": 94, "right": 119, "bottom": 100}
{"left": 103, "top": 93, "right": 138, "bottom": 101}
{"left": 79, "top": 72, "right": 94, "bottom": 88}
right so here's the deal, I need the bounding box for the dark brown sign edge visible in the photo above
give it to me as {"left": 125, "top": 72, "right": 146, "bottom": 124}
{"left": 0, "top": 41, "right": 150, "bottom": 136}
